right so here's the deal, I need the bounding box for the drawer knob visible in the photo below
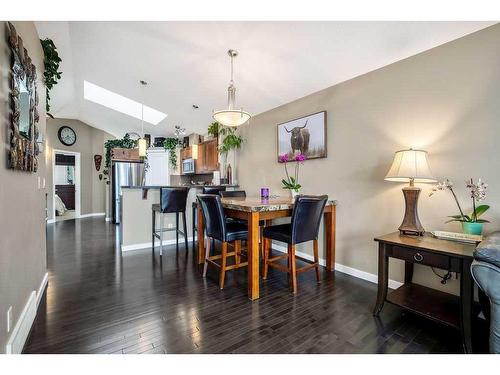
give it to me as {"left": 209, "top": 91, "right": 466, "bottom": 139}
{"left": 413, "top": 252, "right": 424, "bottom": 262}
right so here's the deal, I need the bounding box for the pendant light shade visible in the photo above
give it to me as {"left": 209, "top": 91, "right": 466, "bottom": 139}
{"left": 213, "top": 109, "right": 251, "bottom": 127}
{"left": 138, "top": 138, "right": 147, "bottom": 157}
{"left": 213, "top": 49, "right": 251, "bottom": 127}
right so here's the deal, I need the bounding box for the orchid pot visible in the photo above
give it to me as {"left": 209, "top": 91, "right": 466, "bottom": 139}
{"left": 462, "top": 222, "right": 484, "bottom": 235}
{"left": 290, "top": 188, "right": 300, "bottom": 199}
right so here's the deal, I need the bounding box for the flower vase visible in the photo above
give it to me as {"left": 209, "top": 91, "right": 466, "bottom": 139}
{"left": 290, "top": 189, "right": 300, "bottom": 199}
{"left": 462, "top": 222, "right": 483, "bottom": 235}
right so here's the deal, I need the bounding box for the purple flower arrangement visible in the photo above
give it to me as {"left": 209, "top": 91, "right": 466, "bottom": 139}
{"left": 279, "top": 153, "right": 306, "bottom": 192}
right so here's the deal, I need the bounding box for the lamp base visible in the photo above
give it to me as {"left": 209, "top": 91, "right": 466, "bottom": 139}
{"left": 398, "top": 186, "right": 425, "bottom": 236}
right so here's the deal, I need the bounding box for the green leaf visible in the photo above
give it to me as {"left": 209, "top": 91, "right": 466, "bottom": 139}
{"left": 447, "top": 215, "right": 463, "bottom": 219}
{"left": 445, "top": 219, "right": 464, "bottom": 223}
{"left": 473, "top": 205, "right": 490, "bottom": 218}
{"left": 475, "top": 219, "right": 490, "bottom": 223}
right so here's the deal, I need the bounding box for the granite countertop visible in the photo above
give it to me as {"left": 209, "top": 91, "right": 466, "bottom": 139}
{"left": 121, "top": 184, "right": 239, "bottom": 189}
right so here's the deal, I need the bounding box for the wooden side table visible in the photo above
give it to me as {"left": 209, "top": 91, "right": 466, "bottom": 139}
{"left": 373, "top": 232, "right": 477, "bottom": 353}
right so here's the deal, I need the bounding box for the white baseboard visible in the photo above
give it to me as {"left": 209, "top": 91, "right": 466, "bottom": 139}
{"left": 79, "top": 212, "right": 105, "bottom": 219}
{"left": 5, "top": 292, "right": 36, "bottom": 354}
{"left": 47, "top": 212, "right": 105, "bottom": 224}
{"left": 272, "top": 243, "right": 403, "bottom": 290}
{"left": 36, "top": 272, "right": 49, "bottom": 307}
{"left": 121, "top": 236, "right": 196, "bottom": 252}
{"left": 5, "top": 272, "right": 49, "bottom": 354}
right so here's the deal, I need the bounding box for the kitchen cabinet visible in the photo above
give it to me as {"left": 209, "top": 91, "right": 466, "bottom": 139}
{"left": 195, "top": 139, "right": 219, "bottom": 174}
{"left": 180, "top": 147, "right": 192, "bottom": 160}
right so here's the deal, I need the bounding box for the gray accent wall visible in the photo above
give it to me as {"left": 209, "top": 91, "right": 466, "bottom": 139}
{"left": 0, "top": 22, "right": 47, "bottom": 353}
{"left": 46, "top": 118, "right": 114, "bottom": 220}
{"left": 237, "top": 24, "right": 500, "bottom": 294}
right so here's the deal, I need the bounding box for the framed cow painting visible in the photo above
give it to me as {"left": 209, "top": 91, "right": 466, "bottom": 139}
{"left": 277, "top": 111, "right": 327, "bottom": 162}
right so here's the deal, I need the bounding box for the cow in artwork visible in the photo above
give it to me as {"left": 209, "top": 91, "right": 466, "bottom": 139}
{"left": 285, "top": 120, "right": 310, "bottom": 155}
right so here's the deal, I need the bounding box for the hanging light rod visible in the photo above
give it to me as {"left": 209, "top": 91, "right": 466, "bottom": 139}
{"left": 213, "top": 49, "right": 251, "bottom": 127}
{"left": 138, "top": 80, "right": 148, "bottom": 157}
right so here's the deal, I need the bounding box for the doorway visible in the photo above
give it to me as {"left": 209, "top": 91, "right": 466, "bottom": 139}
{"left": 52, "top": 149, "right": 81, "bottom": 221}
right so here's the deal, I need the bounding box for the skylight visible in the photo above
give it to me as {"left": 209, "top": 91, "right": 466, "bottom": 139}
{"left": 83, "top": 81, "right": 167, "bottom": 125}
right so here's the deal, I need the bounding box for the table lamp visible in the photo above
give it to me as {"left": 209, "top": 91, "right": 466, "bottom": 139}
{"left": 385, "top": 148, "right": 436, "bottom": 236}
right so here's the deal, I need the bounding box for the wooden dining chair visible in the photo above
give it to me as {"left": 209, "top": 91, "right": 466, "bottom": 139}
{"left": 262, "top": 195, "right": 328, "bottom": 293}
{"left": 197, "top": 194, "right": 248, "bottom": 289}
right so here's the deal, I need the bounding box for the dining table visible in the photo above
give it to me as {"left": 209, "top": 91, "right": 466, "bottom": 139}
{"left": 197, "top": 196, "right": 337, "bottom": 300}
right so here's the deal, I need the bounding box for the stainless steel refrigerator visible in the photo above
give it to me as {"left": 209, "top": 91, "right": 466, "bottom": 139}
{"left": 111, "top": 161, "right": 144, "bottom": 224}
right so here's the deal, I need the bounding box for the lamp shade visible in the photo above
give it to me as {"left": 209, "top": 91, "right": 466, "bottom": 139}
{"left": 385, "top": 149, "right": 436, "bottom": 183}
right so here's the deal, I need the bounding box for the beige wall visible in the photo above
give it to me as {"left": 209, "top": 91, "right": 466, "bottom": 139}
{"left": 46, "top": 118, "right": 114, "bottom": 220}
{"left": 0, "top": 22, "right": 47, "bottom": 353}
{"left": 238, "top": 24, "right": 500, "bottom": 294}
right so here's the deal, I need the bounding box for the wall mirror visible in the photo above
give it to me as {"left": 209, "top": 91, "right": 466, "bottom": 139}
{"left": 7, "top": 22, "right": 40, "bottom": 172}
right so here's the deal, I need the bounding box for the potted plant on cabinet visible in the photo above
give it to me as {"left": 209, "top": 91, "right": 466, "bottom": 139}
{"left": 429, "top": 178, "right": 490, "bottom": 235}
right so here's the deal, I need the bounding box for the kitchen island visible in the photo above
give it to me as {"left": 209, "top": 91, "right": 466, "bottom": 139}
{"left": 120, "top": 184, "right": 238, "bottom": 251}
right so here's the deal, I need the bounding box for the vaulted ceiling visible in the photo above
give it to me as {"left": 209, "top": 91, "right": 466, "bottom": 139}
{"left": 35, "top": 21, "right": 495, "bottom": 138}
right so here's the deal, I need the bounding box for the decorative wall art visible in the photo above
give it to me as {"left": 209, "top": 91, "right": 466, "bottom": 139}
{"left": 277, "top": 111, "right": 327, "bottom": 162}
{"left": 7, "top": 22, "right": 41, "bottom": 172}
{"left": 94, "top": 154, "right": 102, "bottom": 171}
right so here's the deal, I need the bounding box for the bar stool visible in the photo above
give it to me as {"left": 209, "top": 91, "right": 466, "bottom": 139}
{"left": 152, "top": 187, "right": 189, "bottom": 256}
{"left": 192, "top": 186, "right": 227, "bottom": 251}
{"left": 197, "top": 194, "right": 248, "bottom": 289}
{"left": 262, "top": 195, "right": 328, "bottom": 293}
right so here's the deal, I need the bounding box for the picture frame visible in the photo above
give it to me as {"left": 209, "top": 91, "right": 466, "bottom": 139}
{"left": 277, "top": 111, "right": 327, "bottom": 162}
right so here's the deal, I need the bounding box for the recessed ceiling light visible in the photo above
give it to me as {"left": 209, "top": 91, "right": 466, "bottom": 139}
{"left": 83, "top": 81, "right": 167, "bottom": 125}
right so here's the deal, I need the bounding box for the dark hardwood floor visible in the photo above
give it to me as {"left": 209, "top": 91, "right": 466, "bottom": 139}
{"left": 24, "top": 217, "right": 464, "bottom": 354}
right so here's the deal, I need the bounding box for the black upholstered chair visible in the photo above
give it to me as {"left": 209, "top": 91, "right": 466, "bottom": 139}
{"left": 191, "top": 186, "right": 227, "bottom": 251}
{"left": 220, "top": 190, "right": 246, "bottom": 198}
{"left": 263, "top": 195, "right": 328, "bottom": 293}
{"left": 152, "top": 187, "right": 189, "bottom": 256}
{"left": 197, "top": 194, "right": 248, "bottom": 289}
{"left": 202, "top": 186, "right": 227, "bottom": 195}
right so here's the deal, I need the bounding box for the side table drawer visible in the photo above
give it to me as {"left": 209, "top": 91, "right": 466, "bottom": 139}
{"left": 392, "top": 246, "right": 450, "bottom": 269}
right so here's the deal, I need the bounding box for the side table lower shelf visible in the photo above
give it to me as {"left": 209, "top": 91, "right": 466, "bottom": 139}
{"left": 387, "top": 283, "right": 460, "bottom": 328}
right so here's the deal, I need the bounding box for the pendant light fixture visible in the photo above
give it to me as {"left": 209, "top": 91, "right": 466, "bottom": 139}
{"left": 213, "top": 49, "right": 251, "bottom": 127}
{"left": 138, "top": 80, "right": 147, "bottom": 157}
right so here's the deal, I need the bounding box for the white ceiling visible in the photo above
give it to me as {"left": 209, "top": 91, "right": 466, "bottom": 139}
{"left": 35, "top": 21, "right": 496, "bottom": 138}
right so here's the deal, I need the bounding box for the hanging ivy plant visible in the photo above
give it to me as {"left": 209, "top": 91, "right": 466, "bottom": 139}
{"left": 40, "top": 38, "right": 62, "bottom": 115}
{"left": 103, "top": 133, "right": 137, "bottom": 170}
{"left": 163, "top": 138, "right": 180, "bottom": 168}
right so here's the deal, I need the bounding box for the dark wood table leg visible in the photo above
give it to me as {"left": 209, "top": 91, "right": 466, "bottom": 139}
{"left": 404, "top": 262, "right": 414, "bottom": 284}
{"left": 373, "top": 243, "right": 389, "bottom": 316}
{"left": 460, "top": 257, "right": 474, "bottom": 353}
{"left": 324, "top": 205, "right": 336, "bottom": 272}
{"left": 197, "top": 205, "right": 205, "bottom": 266}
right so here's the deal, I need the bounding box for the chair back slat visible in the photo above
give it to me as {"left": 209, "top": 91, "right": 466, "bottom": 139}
{"left": 202, "top": 186, "right": 226, "bottom": 195}
{"left": 291, "top": 195, "right": 328, "bottom": 244}
{"left": 220, "top": 190, "right": 246, "bottom": 198}
{"left": 159, "top": 187, "right": 189, "bottom": 213}
{"left": 197, "top": 194, "right": 227, "bottom": 242}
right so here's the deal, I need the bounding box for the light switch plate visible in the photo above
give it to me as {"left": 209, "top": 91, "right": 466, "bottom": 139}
{"left": 7, "top": 306, "right": 12, "bottom": 333}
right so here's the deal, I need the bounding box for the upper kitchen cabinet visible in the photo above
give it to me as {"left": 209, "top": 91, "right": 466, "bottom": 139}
{"left": 194, "top": 139, "right": 219, "bottom": 174}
